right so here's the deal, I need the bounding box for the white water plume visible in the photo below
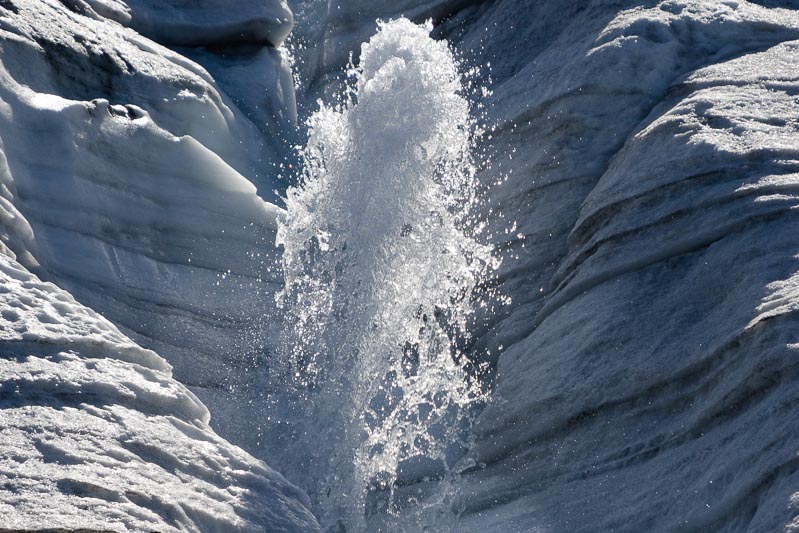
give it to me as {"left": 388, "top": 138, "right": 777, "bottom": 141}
{"left": 273, "top": 18, "right": 497, "bottom": 531}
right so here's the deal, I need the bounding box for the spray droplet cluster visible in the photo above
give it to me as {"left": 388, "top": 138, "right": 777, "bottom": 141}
{"left": 273, "top": 18, "right": 498, "bottom": 531}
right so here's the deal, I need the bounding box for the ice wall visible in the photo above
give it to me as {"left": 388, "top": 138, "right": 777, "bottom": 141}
{"left": 5, "top": 0, "right": 799, "bottom": 530}
{"left": 0, "top": 0, "right": 320, "bottom": 530}
{"left": 296, "top": 0, "right": 799, "bottom": 530}
{"left": 0, "top": 0, "right": 295, "bottom": 450}
{"left": 79, "top": 0, "right": 294, "bottom": 48}
{"left": 0, "top": 254, "right": 319, "bottom": 531}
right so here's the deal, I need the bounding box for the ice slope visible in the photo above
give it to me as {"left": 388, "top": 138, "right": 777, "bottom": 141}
{"left": 298, "top": 0, "right": 799, "bottom": 530}
{"left": 0, "top": 0, "right": 322, "bottom": 528}
{"left": 0, "top": 0, "right": 298, "bottom": 448}
{"left": 0, "top": 252, "right": 319, "bottom": 531}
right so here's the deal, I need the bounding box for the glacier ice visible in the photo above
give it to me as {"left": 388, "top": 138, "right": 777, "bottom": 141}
{"left": 0, "top": 0, "right": 319, "bottom": 530}
{"left": 290, "top": 0, "right": 799, "bottom": 531}
{"left": 0, "top": 0, "right": 295, "bottom": 453}
{"left": 0, "top": 253, "right": 319, "bottom": 531}
{"left": 76, "top": 0, "right": 293, "bottom": 47}
{"left": 4, "top": 0, "right": 799, "bottom": 531}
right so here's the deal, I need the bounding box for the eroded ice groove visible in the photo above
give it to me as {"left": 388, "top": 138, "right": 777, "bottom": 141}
{"left": 272, "top": 18, "right": 497, "bottom": 531}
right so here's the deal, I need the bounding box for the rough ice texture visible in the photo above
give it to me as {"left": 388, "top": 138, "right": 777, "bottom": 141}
{"left": 80, "top": 0, "right": 300, "bottom": 149}
{"left": 0, "top": 0, "right": 320, "bottom": 530}
{"left": 298, "top": 0, "right": 799, "bottom": 530}
{"left": 6, "top": 0, "right": 799, "bottom": 530}
{"left": 0, "top": 253, "right": 319, "bottom": 531}
{"left": 303, "top": 0, "right": 480, "bottom": 93}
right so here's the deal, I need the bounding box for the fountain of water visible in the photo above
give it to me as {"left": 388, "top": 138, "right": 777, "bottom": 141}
{"left": 270, "top": 18, "right": 498, "bottom": 531}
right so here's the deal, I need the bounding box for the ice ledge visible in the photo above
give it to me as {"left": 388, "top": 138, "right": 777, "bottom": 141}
{"left": 76, "top": 0, "right": 294, "bottom": 47}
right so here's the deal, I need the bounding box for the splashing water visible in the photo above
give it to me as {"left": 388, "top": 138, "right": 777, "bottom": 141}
{"left": 273, "top": 18, "right": 497, "bottom": 531}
